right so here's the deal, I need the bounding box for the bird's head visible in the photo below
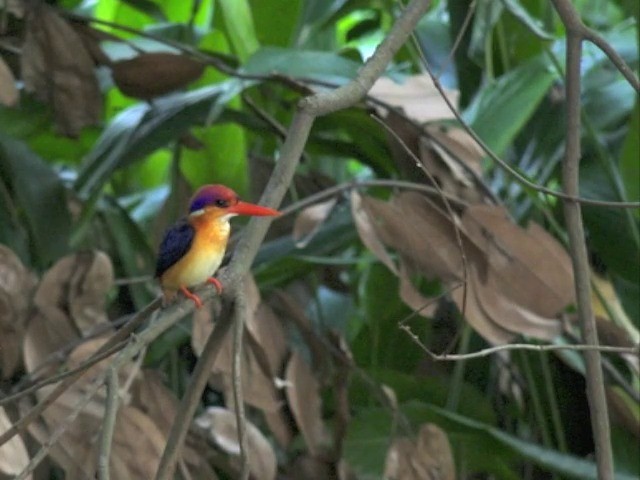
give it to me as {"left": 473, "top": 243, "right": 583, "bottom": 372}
{"left": 189, "top": 184, "right": 280, "bottom": 219}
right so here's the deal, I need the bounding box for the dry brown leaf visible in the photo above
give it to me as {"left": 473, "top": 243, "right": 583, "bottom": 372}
{"left": 419, "top": 126, "right": 486, "bottom": 204}
{"left": 132, "top": 370, "right": 179, "bottom": 436}
{"left": 0, "top": 407, "right": 30, "bottom": 479}
{"left": 425, "top": 124, "right": 485, "bottom": 177}
{"left": 23, "top": 311, "right": 78, "bottom": 375}
{"left": 263, "top": 408, "right": 295, "bottom": 449}
{"left": 0, "top": 57, "right": 18, "bottom": 107}
{"left": 34, "top": 251, "right": 113, "bottom": 335}
{"left": 451, "top": 265, "right": 515, "bottom": 345}
{"left": 21, "top": 4, "right": 101, "bottom": 136}
{"left": 351, "top": 190, "right": 398, "bottom": 275}
{"left": 362, "top": 192, "right": 473, "bottom": 281}
{"left": 111, "top": 406, "right": 166, "bottom": 479}
{"left": 192, "top": 299, "right": 283, "bottom": 413}
{"left": 398, "top": 259, "right": 438, "bottom": 318}
{"left": 384, "top": 423, "right": 455, "bottom": 480}
{"left": 293, "top": 198, "right": 337, "bottom": 248}
{"left": 285, "top": 352, "right": 330, "bottom": 456}
{"left": 369, "top": 74, "right": 459, "bottom": 123}
{"left": 289, "top": 455, "right": 335, "bottom": 480}
{"left": 472, "top": 263, "right": 562, "bottom": 340}
{"left": 462, "top": 205, "right": 574, "bottom": 317}
{"left": 0, "top": 246, "right": 35, "bottom": 378}
{"left": 112, "top": 52, "right": 205, "bottom": 100}
{"left": 196, "top": 406, "right": 277, "bottom": 480}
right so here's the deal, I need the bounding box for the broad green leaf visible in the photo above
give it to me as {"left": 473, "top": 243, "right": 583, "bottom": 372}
{"left": 294, "top": 0, "right": 348, "bottom": 46}
{"left": 580, "top": 159, "right": 640, "bottom": 284}
{"left": 217, "top": 0, "right": 260, "bottom": 61}
{"left": 463, "top": 55, "right": 558, "bottom": 156}
{"left": 0, "top": 134, "right": 71, "bottom": 269}
{"left": 95, "top": 0, "right": 155, "bottom": 35}
{"left": 342, "top": 407, "right": 393, "bottom": 480}
{"left": 180, "top": 123, "right": 248, "bottom": 195}
{"left": 344, "top": 405, "right": 518, "bottom": 480}
{"left": 243, "top": 46, "right": 361, "bottom": 84}
{"left": 619, "top": 100, "right": 639, "bottom": 203}
{"left": 404, "top": 402, "right": 638, "bottom": 480}
{"left": 120, "top": 0, "right": 166, "bottom": 21}
{"left": 75, "top": 81, "right": 243, "bottom": 197}
{"left": 99, "top": 197, "right": 156, "bottom": 309}
{"left": 366, "top": 369, "right": 497, "bottom": 426}
{"left": 468, "top": 0, "right": 504, "bottom": 63}
{"left": 249, "top": 0, "right": 302, "bottom": 47}
{"left": 501, "top": 0, "right": 553, "bottom": 40}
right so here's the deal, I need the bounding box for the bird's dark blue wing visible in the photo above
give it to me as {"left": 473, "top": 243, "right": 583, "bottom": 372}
{"left": 155, "top": 218, "right": 195, "bottom": 277}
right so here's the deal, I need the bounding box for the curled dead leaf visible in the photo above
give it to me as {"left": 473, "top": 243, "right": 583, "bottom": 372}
{"left": 0, "top": 57, "right": 18, "bottom": 107}
{"left": 369, "top": 74, "right": 459, "bottom": 123}
{"left": 0, "top": 246, "right": 35, "bottom": 378}
{"left": 285, "top": 352, "right": 331, "bottom": 457}
{"left": 21, "top": 4, "right": 102, "bottom": 136}
{"left": 112, "top": 52, "right": 205, "bottom": 100}
{"left": 192, "top": 296, "right": 284, "bottom": 413}
{"left": 196, "top": 406, "right": 277, "bottom": 480}
{"left": 384, "top": 423, "right": 455, "bottom": 480}
{"left": 351, "top": 190, "right": 398, "bottom": 275}
{"left": 34, "top": 251, "right": 113, "bottom": 335}
{"left": 293, "top": 198, "right": 337, "bottom": 248}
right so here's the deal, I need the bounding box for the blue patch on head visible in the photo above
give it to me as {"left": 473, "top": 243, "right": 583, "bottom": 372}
{"left": 188, "top": 185, "right": 237, "bottom": 213}
{"left": 189, "top": 193, "right": 213, "bottom": 213}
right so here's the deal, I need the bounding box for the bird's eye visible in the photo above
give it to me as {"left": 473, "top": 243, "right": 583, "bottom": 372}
{"left": 214, "top": 199, "right": 228, "bottom": 207}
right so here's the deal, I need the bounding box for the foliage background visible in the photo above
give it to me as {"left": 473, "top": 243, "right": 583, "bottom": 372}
{"left": 0, "top": 0, "right": 638, "bottom": 479}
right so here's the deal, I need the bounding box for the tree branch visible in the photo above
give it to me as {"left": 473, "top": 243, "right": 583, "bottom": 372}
{"left": 153, "top": 1, "right": 432, "bottom": 478}
{"left": 551, "top": 0, "right": 615, "bottom": 477}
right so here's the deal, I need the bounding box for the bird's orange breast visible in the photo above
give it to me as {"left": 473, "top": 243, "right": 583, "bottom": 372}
{"left": 159, "top": 215, "right": 230, "bottom": 291}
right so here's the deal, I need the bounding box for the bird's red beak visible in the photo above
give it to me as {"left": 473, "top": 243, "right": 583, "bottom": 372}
{"left": 227, "top": 201, "right": 280, "bottom": 217}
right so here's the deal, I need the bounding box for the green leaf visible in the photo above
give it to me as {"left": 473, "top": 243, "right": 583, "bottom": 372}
{"left": 412, "top": 403, "right": 637, "bottom": 480}
{"left": 243, "top": 46, "right": 361, "bottom": 84}
{"left": 342, "top": 407, "right": 392, "bottom": 480}
{"left": 99, "top": 197, "right": 156, "bottom": 309}
{"left": 463, "top": 55, "right": 558, "bottom": 156}
{"left": 0, "top": 134, "right": 71, "bottom": 269}
{"left": 619, "top": 100, "right": 639, "bottom": 203}
{"left": 580, "top": 159, "right": 640, "bottom": 283}
{"left": 468, "top": 0, "right": 504, "bottom": 63}
{"left": 249, "top": 0, "right": 302, "bottom": 47}
{"left": 217, "top": 0, "right": 260, "bottom": 61}
{"left": 75, "top": 81, "right": 243, "bottom": 197}
{"left": 500, "top": 0, "right": 553, "bottom": 40}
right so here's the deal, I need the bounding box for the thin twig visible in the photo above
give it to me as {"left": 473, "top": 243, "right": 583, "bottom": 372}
{"left": 232, "top": 286, "right": 250, "bottom": 480}
{"left": 0, "top": 339, "right": 128, "bottom": 408}
{"left": 551, "top": 0, "right": 614, "bottom": 477}
{"left": 414, "top": 340, "right": 639, "bottom": 361}
{"left": 98, "top": 368, "right": 119, "bottom": 480}
{"left": 155, "top": 1, "right": 432, "bottom": 478}
{"left": 278, "top": 179, "right": 468, "bottom": 218}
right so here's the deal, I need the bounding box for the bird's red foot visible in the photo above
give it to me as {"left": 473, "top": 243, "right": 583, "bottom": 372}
{"left": 206, "top": 277, "right": 223, "bottom": 294}
{"left": 180, "top": 286, "right": 203, "bottom": 308}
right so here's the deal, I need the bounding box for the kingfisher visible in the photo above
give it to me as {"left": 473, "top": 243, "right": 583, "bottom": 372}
{"left": 155, "top": 184, "right": 280, "bottom": 308}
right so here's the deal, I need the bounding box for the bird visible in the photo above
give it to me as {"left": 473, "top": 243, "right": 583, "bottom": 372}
{"left": 155, "top": 184, "right": 280, "bottom": 308}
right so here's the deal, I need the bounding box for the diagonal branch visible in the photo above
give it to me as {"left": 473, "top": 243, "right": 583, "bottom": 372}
{"left": 551, "top": 0, "right": 615, "bottom": 478}
{"left": 153, "top": 1, "right": 432, "bottom": 479}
